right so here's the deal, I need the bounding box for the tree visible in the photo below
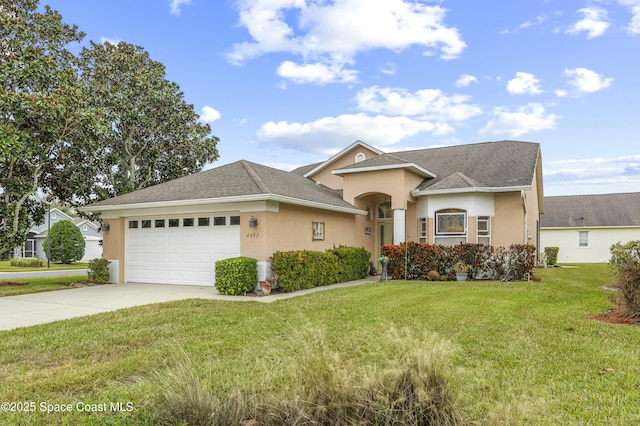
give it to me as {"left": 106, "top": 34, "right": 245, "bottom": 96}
{"left": 68, "top": 41, "right": 219, "bottom": 203}
{"left": 43, "top": 220, "right": 85, "bottom": 264}
{"left": 0, "top": 0, "right": 101, "bottom": 258}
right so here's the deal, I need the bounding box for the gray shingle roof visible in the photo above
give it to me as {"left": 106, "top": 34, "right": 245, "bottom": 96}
{"left": 335, "top": 140, "right": 540, "bottom": 192}
{"left": 87, "top": 160, "right": 357, "bottom": 211}
{"left": 540, "top": 192, "right": 640, "bottom": 228}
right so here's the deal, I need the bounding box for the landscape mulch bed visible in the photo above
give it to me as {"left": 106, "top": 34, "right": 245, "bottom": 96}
{"left": 0, "top": 282, "right": 28, "bottom": 287}
{"left": 589, "top": 310, "right": 640, "bottom": 327}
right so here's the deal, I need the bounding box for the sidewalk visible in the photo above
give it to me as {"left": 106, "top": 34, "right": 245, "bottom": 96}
{"left": 0, "top": 276, "right": 379, "bottom": 331}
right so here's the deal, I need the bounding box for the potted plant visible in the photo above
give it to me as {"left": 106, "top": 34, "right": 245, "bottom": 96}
{"left": 454, "top": 261, "right": 471, "bottom": 281}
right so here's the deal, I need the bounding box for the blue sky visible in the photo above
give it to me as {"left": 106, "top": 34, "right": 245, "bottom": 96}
{"left": 45, "top": 0, "right": 639, "bottom": 196}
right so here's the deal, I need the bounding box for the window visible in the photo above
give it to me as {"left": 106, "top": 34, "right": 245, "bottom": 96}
{"left": 377, "top": 201, "right": 393, "bottom": 219}
{"left": 365, "top": 207, "right": 371, "bottom": 222}
{"left": 168, "top": 218, "right": 180, "bottom": 227}
{"left": 312, "top": 222, "right": 325, "bottom": 240}
{"left": 198, "top": 217, "right": 210, "bottom": 226}
{"left": 154, "top": 219, "right": 165, "bottom": 228}
{"left": 355, "top": 152, "right": 366, "bottom": 162}
{"left": 579, "top": 231, "right": 588, "bottom": 247}
{"left": 51, "top": 212, "right": 57, "bottom": 219}
{"left": 182, "top": 218, "right": 194, "bottom": 227}
{"left": 82, "top": 224, "right": 88, "bottom": 231}
{"left": 230, "top": 215, "right": 241, "bottom": 225}
{"left": 129, "top": 220, "right": 139, "bottom": 229}
{"left": 434, "top": 209, "right": 467, "bottom": 246}
{"left": 141, "top": 220, "right": 151, "bottom": 229}
{"left": 214, "top": 216, "right": 226, "bottom": 226}
{"left": 418, "top": 218, "right": 427, "bottom": 243}
{"left": 477, "top": 216, "right": 491, "bottom": 246}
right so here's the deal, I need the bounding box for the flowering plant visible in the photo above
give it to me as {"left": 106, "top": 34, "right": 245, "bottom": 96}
{"left": 454, "top": 261, "right": 471, "bottom": 273}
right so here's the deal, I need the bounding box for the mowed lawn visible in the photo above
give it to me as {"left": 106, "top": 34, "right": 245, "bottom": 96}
{"left": 0, "top": 264, "right": 638, "bottom": 425}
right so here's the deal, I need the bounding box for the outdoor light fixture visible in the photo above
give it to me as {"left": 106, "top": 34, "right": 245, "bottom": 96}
{"left": 102, "top": 223, "right": 110, "bottom": 232}
{"left": 249, "top": 215, "right": 258, "bottom": 228}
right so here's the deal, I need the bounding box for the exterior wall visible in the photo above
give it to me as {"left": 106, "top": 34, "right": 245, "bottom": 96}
{"left": 540, "top": 227, "right": 640, "bottom": 263}
{"left": 342, "top": 169, "right": 425, "bottom": 210}
{"left": 492, "top": 192, "right": 524, "bottom": 247}
{"left": 309, "top": 145, "right": 380, "bottom": 190}
{"left": 102, "top": 218, "right": 125, "bottom": 282}
{"left": 241, "top": 203, "right": 372, "bottom": 262}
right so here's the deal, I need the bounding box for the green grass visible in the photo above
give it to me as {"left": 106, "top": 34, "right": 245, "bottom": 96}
{"left": 0, "top": 260, "right": 88, "bottom": 272}
{"left": 0, "top": 264, "right": 638, "bottom": 425}
{"left": 0, "top": 275, "right": 90, "bottom": 297}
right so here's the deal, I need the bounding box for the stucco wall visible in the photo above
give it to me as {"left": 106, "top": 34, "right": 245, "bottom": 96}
{"left": 240, "top": 203, "right": 372, "bottom": 264}
{"left": 102, "top": 218, "right": 125, "bottom": 282}
{"left": 492, "top": 192, "right": 524, "bottom": 247}
{"left": 308, "top": 145, "right": 381, "bottom": 190}
{"left": 342, "top": 168, "right": 424, "bottom": 210}
{"left": 540, "top": 227, "right": 640, "bottom": 263}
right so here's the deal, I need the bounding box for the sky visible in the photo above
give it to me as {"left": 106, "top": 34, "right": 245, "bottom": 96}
{"left": 43, "top": 0, "right": 640, "bottom": 197}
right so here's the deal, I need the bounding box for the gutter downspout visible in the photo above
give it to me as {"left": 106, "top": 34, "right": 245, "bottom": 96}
{"left": 521, "top": 190, "right": 528, "bottom": 245}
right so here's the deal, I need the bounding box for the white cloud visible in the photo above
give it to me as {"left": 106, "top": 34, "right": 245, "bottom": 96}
{"left": 555, "top": 89, "right": 568, "bottom": 97}
{"left": 380, "top": 62, "right": 397, "bottom": 76}
{"left": 257, "top": 113, "right": 452, "bottom": 154}
{"left": 618, "top": 1, "right": 640, "bottom": 34}
{"left": 544, "top": 153, "right": 640, "bottom": 191}
{"left": 563, "top": 67, "right": 613, "bottom": 93}
{"left": 199, "top": 106, "right": 221, "bottom": 123}
{"left": 455, "top": 74, "right": 478, "bottom": 88}
{"left": 228, "top": 0, "right": 466, "bottom": 84}
{"left": 519, "top": 14, "right": 547, "bottom": 29}
{"left": 354, "top": 86, "right": 482, "bottom": 122}
{"left": 276, "top": 60, "right": 358, "bottom": 84}
{"left": 100, "top": 37, "right": 120, "bottom": 45}
{"left": 480, "top": 103, "right": 560, "bottom": 137}
{"left": 565, "top": 7, "right": 610, "bottom": 38}
{"left": 169, "top": 0, "right": 191, "bottom": 16}
{"left": 506, "top": 72, "right": 543, "bottom": 95}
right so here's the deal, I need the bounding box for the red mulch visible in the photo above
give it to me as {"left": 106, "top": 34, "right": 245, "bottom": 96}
{"left": 589, "top": 310, "right": 640, "bottom": 327}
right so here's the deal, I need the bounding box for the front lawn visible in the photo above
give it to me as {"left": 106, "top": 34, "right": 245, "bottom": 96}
{"left": 0, "top": 264, "right": 638, "bottom": 425}
{"left": 0, "top": 275, "right": 89, "bottom": 297}
{"left": 0, "top": 260, "right": 88, "bottom": 273}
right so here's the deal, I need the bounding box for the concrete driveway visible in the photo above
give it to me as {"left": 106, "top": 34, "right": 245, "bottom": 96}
{"left": 0, "top": 278, "right": 377, "bottom": 331}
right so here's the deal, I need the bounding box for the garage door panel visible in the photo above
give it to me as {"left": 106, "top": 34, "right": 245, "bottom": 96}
{"left": 125, "top": 215, "right": 240, "bottom": 286}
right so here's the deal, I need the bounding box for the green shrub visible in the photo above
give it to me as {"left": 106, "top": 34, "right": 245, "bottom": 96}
{"left": 43, "top": 221, "right": 86, "bottom": 264}
{"left": 9, "top": 257, "right": 44, "bottom": 268}
{"left": 616, "top": 264, "right": 640, "bottom": 317}
{"left": 88, "top": 258, "right": 110, "bottom": 283}
{"left": 271, "top": 250, "right": 340, "bottom": 292}
{"left": 215, "top": 257, "right": 257, "bottom": 295}
{"left": 609, "top": 240, "right": 640, "bottom": 273}
{"left": 544, "top": 246, "right": 559, "bottom": 266}
{"left": 328, "top": 246, "right": 371, "bottom": 282}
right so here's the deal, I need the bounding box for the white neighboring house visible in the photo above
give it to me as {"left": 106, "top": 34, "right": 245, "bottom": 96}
{"left": 16, "top": 208, "right": 103, "bottom": 261}
{"left": 540, "top": 192, "right": 640, "bottom": 263}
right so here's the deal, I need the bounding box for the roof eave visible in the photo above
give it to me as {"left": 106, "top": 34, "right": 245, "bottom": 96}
{"left": 411, "top": 185, "right": 532, "bottom": 197}
{"left": 333, "top": 163, "right": 437, "bottom": 178}
{"left": 81, "top": 194, "right": 366, "bottom": 216}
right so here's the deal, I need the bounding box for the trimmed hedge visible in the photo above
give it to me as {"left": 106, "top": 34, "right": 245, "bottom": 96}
{"left": 272, "top": 246, "right": 371, "bottom": 293}
{"left": 88, "top": 258, "right": 111, "bottom": 283}
{"left": 215, "top": 257, "right": 258, "bottom": 295}
{"left": 382, "top": 242, "right": 536, "bottom": 282}
{"left": 544, "top": 247, "right": 559, "bottom": 266}
{"left": 43, "top": 220, "right": 86, "bottom": 264}
{"left": 10, "top": 257, "right": 44, "bottom": 268}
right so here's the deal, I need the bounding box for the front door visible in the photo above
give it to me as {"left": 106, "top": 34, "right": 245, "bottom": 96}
{"left": 378, "top": 221, "right": 394, "bottom": 259}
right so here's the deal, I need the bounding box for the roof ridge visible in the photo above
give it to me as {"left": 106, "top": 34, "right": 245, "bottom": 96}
{"left": 240, "top": 160, "right": 271, "bottom": 194}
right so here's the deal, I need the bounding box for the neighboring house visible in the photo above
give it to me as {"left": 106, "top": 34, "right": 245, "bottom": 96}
{"left": 82, "top": 140, "right": 544, "bottom": 286}
{"left": 540, "top": 192, "right": 640, "bottom": 263}
{"left": 17, "top": 208, "right": 103, "bottom": 261}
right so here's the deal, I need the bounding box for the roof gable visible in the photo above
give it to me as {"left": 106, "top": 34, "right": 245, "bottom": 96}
{"left": 302, "top": 140, "right": 383, "bottom": 179}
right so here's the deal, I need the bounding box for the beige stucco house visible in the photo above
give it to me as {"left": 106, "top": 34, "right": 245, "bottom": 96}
{"left": 540, "top": 192, "right": 640, "bottom": 263}
{"left": 83, "top": 140, "right": 544, "bottom": 285}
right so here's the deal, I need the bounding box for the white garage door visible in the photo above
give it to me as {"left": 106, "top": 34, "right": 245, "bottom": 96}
{"left": 125, "top": 214, "right": 241, "bottom": 286}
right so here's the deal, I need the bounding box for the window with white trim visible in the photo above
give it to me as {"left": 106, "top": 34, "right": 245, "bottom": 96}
{"left": 355, "top": 152, "right": 366, "bottom": 163}
{"left": 477, "top": 216, "right": 491, "bottom": 246}
{"left": 579, "top": 231, "right": 588, "bottom": 247}
{"left": 418, "top": 218, "right": 427, "bottom": 243}
{"left": 434, "top": 209, "right": 467, "bottom": 246}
